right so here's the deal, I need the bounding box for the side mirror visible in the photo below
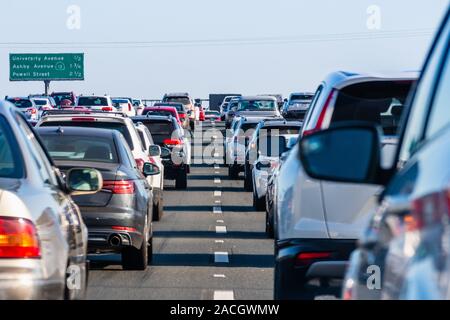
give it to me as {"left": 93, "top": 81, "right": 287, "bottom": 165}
{"left": 160, "top": 147, "right": 171, "bottom": 158}
{"left": 299, "top": 124, "right": 384, "bottom": 184}
{"left": 66, "top": 168, "right": 103, "bottom": 195}
{"left": 143, "top": 162, "right": 160, "bottom": 176}
{"left": 149, "top": 144, "right": 161, "bottom": 157}
{"left": 255, "top": 161, "right": 271, "bottom": 171}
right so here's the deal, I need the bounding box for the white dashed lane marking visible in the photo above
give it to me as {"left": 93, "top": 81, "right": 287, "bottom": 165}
{"left": 214, "top": 191, "right": 222, "bottom": 197}
{"left": 214, "top": 291, "right": 234, "bottom": 300}
{"left": 214, "top": 178, "right": 221, "bottom": 184}
{"left": 215, "top": 226, "right": 227, "bottom": 234}
{"left": 214, "top": 252, "right": 229, "bottom": 263}
{"left": 213, "top": 274, "right": 226, "bottom": 278}
{"left": 216, "top": 220, "right": 224, "bottom": 223}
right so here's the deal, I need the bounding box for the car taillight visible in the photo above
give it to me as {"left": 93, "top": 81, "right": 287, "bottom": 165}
{"left": 135, "top": 158, "right": 145, "bottom": 171}
{"left": 0, "top": 217, "right": 41, "bottom": 259}
{"left": 102, "top": 180, "right": 135, "bottom": 194}
{"left": 128, "top": 103, "right": 132, "bottom": 112}
{"left": 112, "top": 226, "right": 136, "bottom": 232}
{"left": 295, "top": 252, "right": 332, "bottom": 267}
{"left": 409, "top": 186, "right": 450, "bottom": 231}
{"left": 27, "top": 108, "right": 37, "bottom": 114}
{"left": 303, "top": 89, "right": 336, "bottom": 137}
{"left": 164, "top": 138, "right": 182, "bottom": 146}
{"left": 102, "top": 106, "right": 113, "bottom": 112}
{"left": 179, "top": 114, "right": 186, "bottom": 119}
{"left": 71, "top": 117, "right": 95, "bottom": 122}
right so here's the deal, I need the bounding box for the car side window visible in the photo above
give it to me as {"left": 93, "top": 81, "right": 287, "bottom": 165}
{"left": 120, "top": 135, "right": 138, "bottom": 168}
{"left": 14, "top": 113, "right": 58, "bottom": 186}
{"left": 398, "top": 19, "right": 450, "bottom": 163}
{"left": 138, "top": 130, "right": 148, "bottom": 150}
{"left": 302, "top": 85, "right": 324, "bottom": 134}
{"left": 425, "top": 48, "right": 450, "bottom": 139}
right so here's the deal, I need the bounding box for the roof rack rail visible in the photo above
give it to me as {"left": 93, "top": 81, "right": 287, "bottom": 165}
{"left": 41, "top": 110, "right": 128, "bottom": 117}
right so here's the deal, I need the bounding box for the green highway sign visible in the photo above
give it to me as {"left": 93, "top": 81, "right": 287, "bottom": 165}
{"left": 9, "top": 53, "right": 84, "bottom": 81}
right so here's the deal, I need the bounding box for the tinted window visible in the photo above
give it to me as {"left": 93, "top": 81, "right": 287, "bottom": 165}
{"left": 164, "top": 97, "right": 190, "bottom": 105}
{"left": 139, "top": 121, "right": 176, "bottom": 145}
{"left": 40, "top": 121, "right": 134, "bottom": 150}
{"left": 0, "top": 116, "right": 23, "bottom": 178}
{"left": 41, "top": 135, "right": 118, "bottom": 163}
{"left": 52, "top": 94, "right": 73, "bottom": 105}
{"left": 291, "top": 94, "right": 313, "bottom": 101}
{"left": 238, "top": 100, "right": 276, "bottom": 111}
{"left": 331, "top": 81, "right": 414, "bottom": 135}
{"left": 78, "top": 97, "right": 108, "bottom": 106}
{"left": 143, "top": 110, "right": 175, "bottom": 117}
{"left": 260, "top": 126, "right": 301, "bottom": 135}
{"left": 33, "top": 99, "right": 48, "bottom": 106}
{"left": 6, "top": 99, "right": 32, "bottom": 109}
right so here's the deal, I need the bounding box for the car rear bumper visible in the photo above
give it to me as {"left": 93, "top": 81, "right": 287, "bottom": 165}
{"left": 79, "top": 206, "right": 147, "bottom": 252}
{"left": 0, "top": 260, "right": 64, "bottom": 300}
{"left": 275, "top": 238, "right": 356, "bottom": 282}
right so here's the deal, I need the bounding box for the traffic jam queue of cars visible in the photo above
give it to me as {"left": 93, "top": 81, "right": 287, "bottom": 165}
{"left": 1, "top": 8, "right": 450, "bottom": 300}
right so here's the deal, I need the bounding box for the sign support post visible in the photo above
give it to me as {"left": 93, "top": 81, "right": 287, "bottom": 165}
{"left": 44, "top": 80, "right": 50, "bottom": 95}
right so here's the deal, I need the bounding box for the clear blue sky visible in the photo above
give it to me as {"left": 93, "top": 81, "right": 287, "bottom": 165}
{"left": 1, "top": 0, "right": 448, "bottom": 99}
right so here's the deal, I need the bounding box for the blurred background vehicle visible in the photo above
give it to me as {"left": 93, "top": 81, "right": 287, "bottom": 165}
{"left": 162, "top": 93, "right": 195, "bottom": 130}
{"left": 51, "top": 92, "right": 76, "bottom": 108}
{"left": 132, "top": 99, "right": 145, "bottom": 115}
{"left": 131, "top": 115, "right": 191, "bottom": 189}
{"left": 112, "top": 97, "right": 137, "bottom": 116}
{"left": 282, "top": 92, "right": 314, "bottom": 120}
{"left": 5, "top": 96, "right": 38, "bottom": 121}
{"left": 142, "top": 106, "right": 182, "bottom": 126}
{"left": 149, "top": 102, "right": 189, "bottom": 129}
{"left": 76, "top": 95, "right": 115, "bottom": 112}
{"left": 205, "top": 110, "right": 221, "bottom": 122}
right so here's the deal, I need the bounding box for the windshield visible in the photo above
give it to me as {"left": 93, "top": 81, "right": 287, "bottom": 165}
{"left": 41, "top": 135, "right": 118, "bottom": 163}
{"left": 291, "top": 94, "right": 313, "bottom": 101}
{"left": 52, "top": 94, "right": 72, "bottom": 105}
{"left": 40, "top": 121, "right": 134, "bottom": 150}
{"left": 7, "top": 99, "right": 32, "bottom": 109}
{"left": 237, "top": 100, "right": 276, "bottom": 111}
{"left": 33, "top": 99, "right": 48, "bottom": 106}
{"left": 260, "top": 126, "right": 301, "bottom": 135}
{"left": 78, "top": 97, "right": 108, "bottom": 106}
{"left": 144, "top": 110, "right": 175, "bottom": 117}
{"left": 164, "top": 97, "right": 190, "bottom": 105}
{"left": 0, "top": 116, "right": 23, "bottom": 178}
{"left": 112, "top": 99, "right": 129, "bottom": 104}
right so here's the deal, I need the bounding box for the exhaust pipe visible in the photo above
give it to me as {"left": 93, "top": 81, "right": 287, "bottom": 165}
{"left": 109, "top": 234, "right": 122, "bottom": 247}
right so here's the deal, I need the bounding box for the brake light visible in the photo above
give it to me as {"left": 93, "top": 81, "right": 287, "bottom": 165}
{"left": 102, "top": 106, "right": 113, "bottom": 112}
{"left": 135, "top": 158, "right": 145, "bottom": 171}
{"left": 303, "top": 89, "right": 336, "bottom": 137}
{"left": 0, "top": 217, "right": 41, "bottom": 259}
{"left": 128, "top": 103, "right": 132, "bottom": 112}
{"left": 27, "top": 108, "right": 37, "bottom": 114}
{"left": 295, "top": 252, "right": 332, "bottom": 267}
{"left": 409, "top": 186, "right": 450, "bottom": 231}
{"left": 71, "top": 117, "right": 95, "bottom": 122}
{"left": 164, "top": 138, "right": 182, "bottom": 146}
{"left": 102, "top": 180, "right": 135, "bottom": 194}
{"left": 179, "top": 114, "right": 186, "bottom": 119}
{"left": 112, "top": 226, "right": 136, "bottom": 232}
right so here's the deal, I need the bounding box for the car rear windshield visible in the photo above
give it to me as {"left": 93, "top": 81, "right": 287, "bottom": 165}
{"left": 39, "top": 121, "right": 134, "bottom": 150}
{"left": 164, "top": 97, "right": 190, "bottom": 105}
{"left": 41, "top": 135, "right": 118, "bottom": 163}
{"left": 112, "top": 99, "right": 129, "bottom": 104}
{"left": 291, "top": 94, "right": 313, "bottom": 101}
{"left": 0, "top": 116, "right": 24, "bottom": 178}
{"left": 52, "top": 94, "right": 72, "bottom": 105}
{"left": 238, "top": 100, "right": 276, "bottom": 111}
{"left": 144, "top": 110, "right": 175, "bottom": 117}
{"left": 155, "top": 103, "right": 184, "bottom": 112}
{"left": 139, "top": 121, "right": 176, "bottom": 145}
{"left": 6, "top": 99, "right": 32, "bottom": 109}
{"left": 332, "top": 80, "right": 414, "bottom": 135}
{"left": 77, "top": 97, "right": 108, "bottom": 106}
{"left": 33, "top": 99, "right": 48, "bottom": 106}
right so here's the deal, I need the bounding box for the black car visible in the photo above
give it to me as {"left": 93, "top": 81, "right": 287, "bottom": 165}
{"left": 37, "top": 126, "right": 160, "bottom": 270}
{"left": 132, "top": 115, "right": 190, "bottom": 189}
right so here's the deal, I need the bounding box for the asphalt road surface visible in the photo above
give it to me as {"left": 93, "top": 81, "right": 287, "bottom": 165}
{"left": 87, "top": 121, "right": 274, "bottom": 300}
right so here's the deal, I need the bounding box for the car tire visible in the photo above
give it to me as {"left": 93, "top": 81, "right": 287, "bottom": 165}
{"left": 122, "top": 217, "right": 149, "bottom": 270}
{"left": 244, "top": 165, "right": 253, "bottom": 191}
{"left": 265, "top": 211, "right": 274, "bottom": 239}
{"left": 253, "top": 190, "right": 266, "bottom": 211}
{"left": 153, "top": 198, "right": 164, "bottom": 221}
{"left": 228, "top": 165, "right": 238, "bottom": 179}
{"left": 175, "top": 170, "right": 188, "bottom": 189}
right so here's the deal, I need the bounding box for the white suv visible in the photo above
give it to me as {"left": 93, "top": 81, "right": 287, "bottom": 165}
{"left": 274, "top": 71, "right": 418, "bottom": 300}
{"left": 76, "top": 95, "right": 115, "bottom": 112}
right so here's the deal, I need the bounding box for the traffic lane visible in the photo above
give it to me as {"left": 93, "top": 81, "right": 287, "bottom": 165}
{"left": 87, "top": 155, "right": 273, "bottom": 300}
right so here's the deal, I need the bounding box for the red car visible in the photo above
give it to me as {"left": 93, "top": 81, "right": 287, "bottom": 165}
{"left": 142, "top": 106, "right": 182, "bottom": 126}
{"left": 199, "top": 106, "right": 206, "bottom": 121}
